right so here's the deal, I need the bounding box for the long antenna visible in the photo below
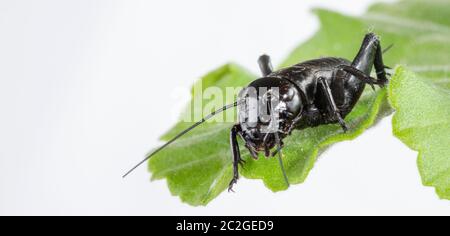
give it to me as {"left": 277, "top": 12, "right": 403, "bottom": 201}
{"left": 122, "top": 102, "right": 240, "bottom": 178}
{"left": 382, "top": 44, "right": 394, "bottom": 54}
{"left": 274, "top": 132, "right": 290, "bottom": 188}
{"left": 265, "top": 91, "right": 290, "bottom": 187}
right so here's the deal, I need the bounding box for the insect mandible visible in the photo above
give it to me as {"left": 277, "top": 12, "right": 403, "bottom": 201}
{"left": 123, "top": 33, "right": 391, "bottom": 192}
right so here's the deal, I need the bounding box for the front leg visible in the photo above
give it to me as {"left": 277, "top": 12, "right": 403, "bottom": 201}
{"left": 229, "top": 124, "right": 243, "bottom": 192}
{"left": 318, "top": 77, "right": 349, "bottom": 132}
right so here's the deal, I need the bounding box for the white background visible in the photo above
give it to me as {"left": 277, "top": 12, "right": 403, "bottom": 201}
{"left": 0, "top": 0, "right": 449, "bottom": 216}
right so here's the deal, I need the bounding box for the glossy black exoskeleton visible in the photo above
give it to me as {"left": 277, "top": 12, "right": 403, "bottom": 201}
{"left": 123, "top": 33, "right": 391, "bottom": 192}
{"left": 229, "top": 33, "right": 390, "bottom": 190}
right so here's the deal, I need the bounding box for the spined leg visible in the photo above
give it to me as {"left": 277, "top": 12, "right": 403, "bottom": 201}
{"left": 351, "top": 33, "right": 389, "bottom": 85}
{"left": 373, "top": 40, "right": 390, "bottom": 84}
{"left": 337, "top": 65, "right": 385, "bottom": 90}
{"left": 318, "top": 77, "right": 349, "bottom": 132}
{"left": 258, "top": 54, "right": 273, "bottom": 76}
{"left": 229, "top": 124, "right": 244, "bottom": 192}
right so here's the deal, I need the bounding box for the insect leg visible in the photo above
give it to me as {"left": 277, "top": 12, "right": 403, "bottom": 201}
{"left": 338, "top": 65, "right": 384, "bottom": 90}
{"left": 229, "top": 124, "right": 243, "bottom": 192}
{"left": 318, "top": 77, "right": 349, "bottom": 132}
{"left": 351, "top": 33, "right": 389, "bottom": 85}
{"left": 351, "top": 33, "right": 378, "bottom": 74}
{"left": 258, "top": 54, "right": 273, "bottom": 76}
{"left": 374, "top": 41, "right": 390, "bottom": 85}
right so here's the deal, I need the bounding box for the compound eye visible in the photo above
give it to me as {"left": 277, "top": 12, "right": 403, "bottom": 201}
{"left": 280, "top": 86, "right": 295, "bottom": 102}
{"left": 282, "top": 86, "right": 303, "bottom": 117}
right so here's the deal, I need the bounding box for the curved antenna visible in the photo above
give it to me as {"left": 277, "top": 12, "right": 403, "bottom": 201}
{"left": 265, "top": 91, "right": 290, "bottom": 187}
{"left": 123, "top": 101, "right": 240, "bottom": 178}
{"left": 274, "top": 132, "right": 290, "bottom": 188}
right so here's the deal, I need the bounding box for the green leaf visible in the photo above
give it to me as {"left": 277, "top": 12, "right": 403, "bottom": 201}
{"left": 149, "top": 0, "right": 450, "bottom": 205}
{"left": 389, "top": 67, "right": 450, "bottom": 200}
{"left": 149, "top": 64, "right": 256, "bottom": 205}
{"left": 371, "top": 0, "right": 450, "bottom": 200}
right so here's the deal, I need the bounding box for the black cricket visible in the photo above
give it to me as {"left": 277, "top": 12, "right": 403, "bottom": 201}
{"left": 123, "top": 33, "right": 391, "bottom": 192}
